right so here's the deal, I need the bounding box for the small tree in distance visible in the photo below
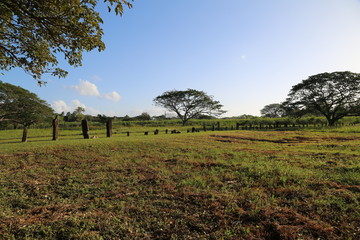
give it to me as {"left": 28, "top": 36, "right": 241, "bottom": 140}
{"left": 153, "top": 89, "right": 226, "bottom": 126}
{"left": 284, "top": 71, "right": 360, "bottom": 126}
{"left": 133, "top": 112, "right": 151, "bottom": 121}
{"left": 73, "top": 107, "right": 85, "bottom": 121}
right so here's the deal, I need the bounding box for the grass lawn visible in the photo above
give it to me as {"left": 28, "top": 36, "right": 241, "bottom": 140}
{"left": 0, "top": 126, "right": 359, "bottom": 239}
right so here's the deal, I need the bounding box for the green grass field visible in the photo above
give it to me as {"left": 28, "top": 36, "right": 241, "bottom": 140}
{"left": 0, "top": 125, "right": 359, "bottom": 239}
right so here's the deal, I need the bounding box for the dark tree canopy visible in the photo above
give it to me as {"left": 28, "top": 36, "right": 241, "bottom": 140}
{"left": 0, "top": 81, "right": 54, "bottom": 141}
{"left": 260, "top": 103, "right": 285, "bottom": 118}
{"left": 284, "top": 71, "right": 360, "bottom": 126}
{"left": 0, "top": 0, "right": 133, "bottom": 84}
{"left": 153, "top": 89, "right": 226, "bottom": 125}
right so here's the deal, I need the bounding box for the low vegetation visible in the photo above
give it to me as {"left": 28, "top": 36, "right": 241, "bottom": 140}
{"left": 0, "top": 124, "right": 359, "bottom": 239}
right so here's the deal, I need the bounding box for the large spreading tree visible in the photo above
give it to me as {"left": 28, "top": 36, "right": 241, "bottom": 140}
{"left": 153, "top": 89, "right": 226, "bottom": 125}
{"left": 0, "top": 81, "right": 54, "bottom": 141}
{"left": 284, "top": 71, "right": 360, "bottom": 126}
{"left": 0, "top": 0, "right": 133, "bottom": 84}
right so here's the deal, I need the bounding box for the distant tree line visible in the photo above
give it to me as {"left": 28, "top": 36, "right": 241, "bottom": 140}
{"left": 58, "top": 110, "right": 217, "bottom": 124}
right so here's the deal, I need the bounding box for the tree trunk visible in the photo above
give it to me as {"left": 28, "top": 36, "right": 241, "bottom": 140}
{"left": 22, "top": 127, "right": 28, "bottom": 142}
{"left": 328, "top": 119, "right": 336, "bottom": 126}
{"left": 326, "top": 115, "right": 336, "bottom": 127}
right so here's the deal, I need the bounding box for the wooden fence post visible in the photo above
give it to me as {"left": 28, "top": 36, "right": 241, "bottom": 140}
{"left": 212, "top": 124, "right": 215, "bottom": 131}
{"left": 217, "top": 121, "right": 220, "bottom": 130}
{"left": 203, "top": 123, "right": 207, "bottom": 131}
{"left": 52, "top": 115, "right": 59, "bottom": 140}
{"left": 236, "top": 123, "right": 240, "bottom": 130}
{"left": 81, "top": 119, "right": 90, "bottom": 139}
{"left": 127, "top": 132, "right": 130, "bottom": 136}
{"left": 106, "top": 119, "right": 112, "bottom": 137}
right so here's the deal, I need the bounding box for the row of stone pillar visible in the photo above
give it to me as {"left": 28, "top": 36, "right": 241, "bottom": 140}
{"left": 52, "top": 117, "right": 113, "bottom": 140}
{"left": 52, "top": 118, "right": 276, "bottom": 141}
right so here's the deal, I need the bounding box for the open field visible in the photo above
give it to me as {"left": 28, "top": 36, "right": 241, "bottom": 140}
{"left": 0, "top": 126, "right": 359, "bottom": 239}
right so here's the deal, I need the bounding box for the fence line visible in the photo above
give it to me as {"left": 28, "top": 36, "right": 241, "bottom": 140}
{"left": 47, "top": 116, "right": 355, "bottom": 141}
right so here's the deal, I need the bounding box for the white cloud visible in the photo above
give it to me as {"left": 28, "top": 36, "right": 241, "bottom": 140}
{"left": 103, "top": 91, "right": 121, "bottom": 102}
{"left": 84, "top": 107, "right": 99, "bottom": 115}
{"left": 71, "top": 79, "right": 122, "bottom": 103}
{"left": 52, "top": 99, "right": 123, "bottom": 116}
{"left": 72, "top": 80, "right": 100, "bottom": 96}
{"left": 52, "top": 99, "right": 87, "bottom": 114}
{"left": 51, "top": 100, "right": 71, "bottom": 113}
{"left": 71, "top": 99, "right": 86, "bottom": 109}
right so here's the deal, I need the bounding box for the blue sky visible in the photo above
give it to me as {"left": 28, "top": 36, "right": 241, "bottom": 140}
{"left": 3, "top": 0, "right": 360, "bottom": 117}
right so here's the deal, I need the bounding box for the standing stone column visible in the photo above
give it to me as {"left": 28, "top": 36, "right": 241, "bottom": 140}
{"left": 52, "top": 115, "right": 59, "bottom": 140}
{"left": 106, "top": 119, "right": 112, "bottom": 138}
{"left": 81, "top": 119, "right": 90, "bottom": 139}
